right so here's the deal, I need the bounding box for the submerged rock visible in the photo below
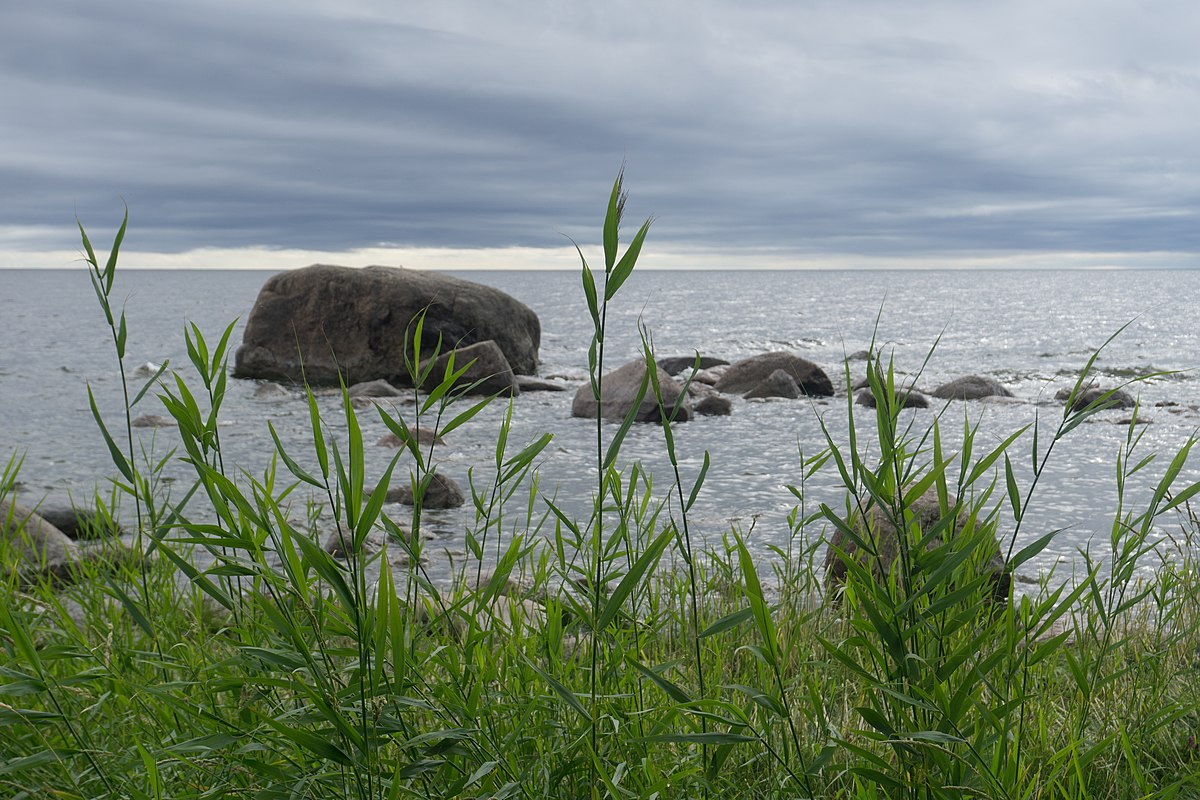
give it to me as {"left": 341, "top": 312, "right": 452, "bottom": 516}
{"left": 233, "top": 265, "right": 540, "bottom": 386}
{"left": 931, "top": 375, "right": 1013, "bottom": 400}
{"left": 131, "top": 414, "right": 176, "bottom": 428}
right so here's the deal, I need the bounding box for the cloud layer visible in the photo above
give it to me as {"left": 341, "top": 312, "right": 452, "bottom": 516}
{"left": 4, "top": 0, "right": 1200, "bottom": 267}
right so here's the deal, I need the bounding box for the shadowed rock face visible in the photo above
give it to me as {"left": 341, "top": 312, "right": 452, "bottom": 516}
{"left": 823, "top": 490, "right": 1010, "bottom": 604}
{"left": 233, "top": 265, "right": 541, "bottom": 386}
{"left": 714, "top": 352, "right": 833, "bottom": 397}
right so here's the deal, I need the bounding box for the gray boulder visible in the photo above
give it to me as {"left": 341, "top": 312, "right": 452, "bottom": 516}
{"left": 743, "top": 369, "right": 801, "bottom": 400}
{"left": 425, "top": 340, "right": 518, "bottom": 397}
{"left": 714, "top": 352, "right": 833, "bottom": 397}
{"left": 571, "top": 359, "right": 693, "bottom": 423}
{"left": 931, "top": 375, "right": 1013, "bottom": 400}
{"left": 233, "top": 265, "right": 540, "bottom": 386}
{"left": 824, "top": 490, "right": 1010, "bottom": 603}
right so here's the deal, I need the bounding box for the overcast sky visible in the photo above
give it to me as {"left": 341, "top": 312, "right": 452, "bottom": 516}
{"left": 4, "top": 0, "right": 1200, "bottom": 269}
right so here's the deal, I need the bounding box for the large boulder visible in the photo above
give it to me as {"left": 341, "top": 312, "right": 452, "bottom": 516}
{"left": 824, "top": 490, "right": 1010, "bottom": 603}
{"left": 714, "top": 352, "right": 833, "bottom": 397}
{"left": 233, "top": 265, "right": 541, "bottom": 386}
{"left": 572, "top": 359, "right": 693, "bottom": 423}
{"left": 425, "top": 340, "right": 518, "bottom": 396}
{"left": 931, "top": 375, "right": 1013, "bottom": 401}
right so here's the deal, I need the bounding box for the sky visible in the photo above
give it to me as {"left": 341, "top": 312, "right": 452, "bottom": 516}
{"left": 4, "top": 0, "right": 1200, "bottom": 270}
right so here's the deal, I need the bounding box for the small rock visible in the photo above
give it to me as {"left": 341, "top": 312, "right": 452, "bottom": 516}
{"left": 515, "top": 375, "right": 568, "bottom": 392}
{"left": 376, "top": 428, "right": 445, "bottom": 449}
{"left": 388, "top": 472, "right": 466, "bottom": 509}
{"left": 743, "top": 369, "right": 801, "bottom": 400}
{"left": 132, "top": 361, "right": 164, "bottom": 378}
{"left": 348, "top": 379, "right": 405, "bottom": 398}
{"left": 855, "top": 388, "right": 929, "bottom": 409}
{"left": 253, "top": 382, "right": 294, "bottom": 401}
{"left": 694, "top": 395, "right": 733, "bottom": 416}
{"left": 1059, "top": 386, "right": 1136, "bottom": 413}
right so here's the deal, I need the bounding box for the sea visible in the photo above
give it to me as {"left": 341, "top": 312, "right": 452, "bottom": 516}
{"left": 4, "top": 267, "right": 1200, "bottom": 588}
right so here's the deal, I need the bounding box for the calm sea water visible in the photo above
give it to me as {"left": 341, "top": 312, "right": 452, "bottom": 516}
{"left": 4, "top": 267, "right": 1200, "bottom": 585}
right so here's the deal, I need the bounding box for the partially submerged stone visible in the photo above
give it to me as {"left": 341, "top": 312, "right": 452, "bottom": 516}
{"left": 855, "top": 387, "right": 929, "bottom": 409}
{"left": 388, "top": 472, "right": 466, "bottom": 509}
{"left": 931, "top": 375, "right": 1013, "bottom": 401}
{"left": 571, "top": 359, "right": 693, "bottom": 423}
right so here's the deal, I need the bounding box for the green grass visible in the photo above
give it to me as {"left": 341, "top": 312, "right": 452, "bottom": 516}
{"left": 3, "top": 176, "right": 1200, "bottom": 798}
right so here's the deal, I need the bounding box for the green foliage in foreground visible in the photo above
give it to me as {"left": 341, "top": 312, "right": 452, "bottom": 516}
{"left": 3, "top": 180, "right": 1200, "bottom": 799}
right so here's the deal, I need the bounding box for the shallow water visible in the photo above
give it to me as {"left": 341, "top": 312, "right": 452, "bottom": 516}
{"left": 4, "top": 267, "right": 1200, "bottom": 586}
